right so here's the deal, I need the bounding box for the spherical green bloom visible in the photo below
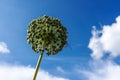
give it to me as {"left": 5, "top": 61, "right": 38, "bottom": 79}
{"left": 27, "top": 15, "right": 68, "bottom": 55}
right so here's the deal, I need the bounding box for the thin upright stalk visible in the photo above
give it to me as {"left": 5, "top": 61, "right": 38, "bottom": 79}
{"left": 33, "top": 51, "right": 44, "bottom": 80}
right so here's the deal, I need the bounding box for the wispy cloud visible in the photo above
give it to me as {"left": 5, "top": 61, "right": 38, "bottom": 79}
{"left": 0, "top": 42, "right": 10, "bottom": 54}
{"left": 80, "top": 60, "right": 120, "bottom": 80}
{"left": 0, "top": 62, "right": 69, "bottom": 80}
{"left": 56, "top": 66, "right": 65, "bottom": 73}
{"left": 45, "top": 56, "right": 87, "bottom": 61}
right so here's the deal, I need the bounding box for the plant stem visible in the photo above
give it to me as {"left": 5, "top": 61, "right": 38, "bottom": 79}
{"left": 33, "top": 51, "right": 44, "bottom": 80}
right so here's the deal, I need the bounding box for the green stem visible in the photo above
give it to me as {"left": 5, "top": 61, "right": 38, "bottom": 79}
{"left": 33, "top": 51, "right": 44, "bottom": 80}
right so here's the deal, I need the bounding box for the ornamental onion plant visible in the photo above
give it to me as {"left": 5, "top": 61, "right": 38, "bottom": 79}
{"left": 27, "top": 15, "right": 68, "bottom": 80}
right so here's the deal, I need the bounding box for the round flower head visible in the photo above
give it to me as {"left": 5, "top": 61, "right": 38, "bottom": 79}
{"left": 27, "top": 15, "right": 68, "bottom": 55}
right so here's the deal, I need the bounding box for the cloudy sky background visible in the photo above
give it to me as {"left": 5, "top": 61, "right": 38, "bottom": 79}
{"left": 0, "top": 0, "right": 120, "bottom": 80}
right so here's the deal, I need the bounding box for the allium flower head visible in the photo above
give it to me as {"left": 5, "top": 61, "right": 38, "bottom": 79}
{"left": 27, "top": 15, "right": 68, "bottom": 55}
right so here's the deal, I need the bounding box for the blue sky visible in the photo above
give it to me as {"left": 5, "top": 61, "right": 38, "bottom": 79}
{"left": 0, "top": 0, "right": 120, "bottom": 80}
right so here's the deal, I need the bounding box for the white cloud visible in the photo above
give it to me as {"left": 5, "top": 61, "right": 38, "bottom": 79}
{"left": 0, "top": 42, "right": 10, "bottom": 54}
{"left": 88, "top": 27, "right": 104, "bottom": 59}
{"left": 81, "top": 16, "right": 120, "bottom": 80}
{"left": 0, "top": 62, "right": 69, "bottom": 80}
{"left": 80, "top": 60, "right": 120, "bottom": 80}
{"left": 88, "top": 16, "right": 120, "bottom": 59}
